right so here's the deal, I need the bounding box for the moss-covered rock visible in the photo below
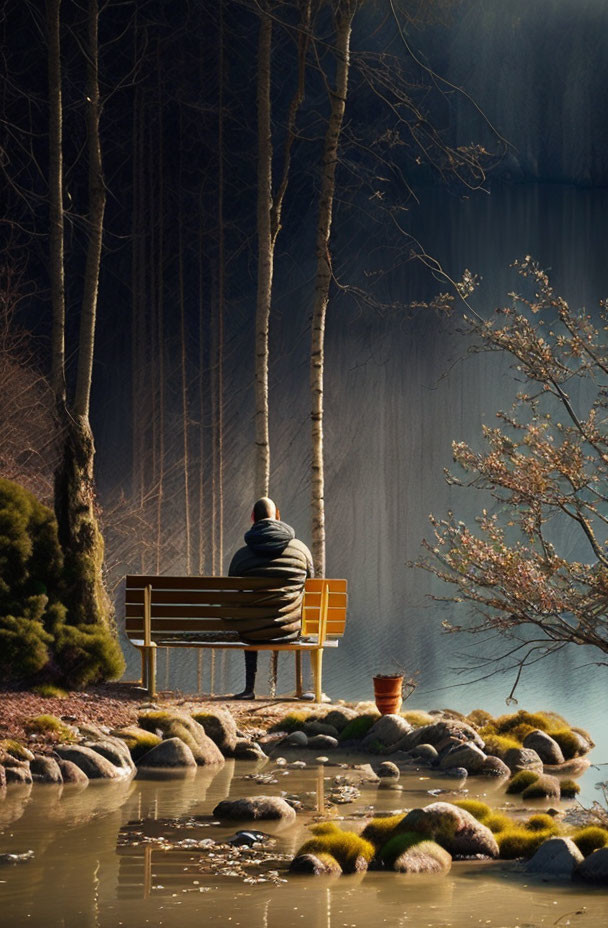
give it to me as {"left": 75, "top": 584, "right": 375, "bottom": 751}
{"left": 521, "top": 774, "right": 561, "bottom": 800}
{"left": 522, "top": 730, "right": 564, "bottom": 765}
{"left": 452, "top": 799, "right": 492, "bottom": 822}
{"left": 382, "top": 833, "right": 452, "bottom": 873}
{"left": 506, "top": 769, "right": 539, "bottom": 794}
{"left": 498, "top": 826, "right": 558, "bottom": 860}
{"left": 138, "top": 710, "right": 224, "bottom": 766}
{"left": 550, "top": 729, "right": 589, "bottom": 760}
{"left": 399, "top": 802, "right": 499, "bottom": 858}
{"left": 525, "top": 814, "right": 559, "bottom": 834}
{"left": 112, "top": 727, "right": 162, "bottom": 762}
{"left": 338, "top": 714, "right": 378, "bottom": 742}
{"left": 296, "top": 829, "right": 375, "bottom": 873}
{"left": 571, "top": 826, "right": 608, "bottom": 857}
{"left": 269, "top": 711, "right": 313, "bottom": 734}
{"left": 560, "top": 778, "right": 581, "bottom": 799}
{"left": 191, "top": 709, "right": 237, "bottom": 755}
{"left": 360, "top": 814, "right": 407, "bottom": 851}
{"left": 0, "top": 740, "right": 34, "bottom": 762}
{"left": 23, "top": 715, "right": 76, "bottom": 742}
{"left": 289, "top": 852, "right": 342, "bottom": 875}
{"left": 503, "top": 747, "right": 544, "bottom": 774}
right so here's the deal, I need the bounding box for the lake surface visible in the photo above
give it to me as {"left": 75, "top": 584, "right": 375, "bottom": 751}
{"left": 1, "top": 757, "right": 606, "bottom": 928}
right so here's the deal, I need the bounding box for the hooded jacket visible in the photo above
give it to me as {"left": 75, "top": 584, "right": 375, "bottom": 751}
{"left": 227, "top": 519, "right": 314, "bottom": 642}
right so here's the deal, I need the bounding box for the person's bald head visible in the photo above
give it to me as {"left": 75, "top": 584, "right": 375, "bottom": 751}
{"left": 252, "top": 497, "right": 277, "bottom": 522}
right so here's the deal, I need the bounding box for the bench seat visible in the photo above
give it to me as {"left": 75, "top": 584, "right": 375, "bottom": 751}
{"left": 125, "top": 575, "right": 348, "bottom": 701}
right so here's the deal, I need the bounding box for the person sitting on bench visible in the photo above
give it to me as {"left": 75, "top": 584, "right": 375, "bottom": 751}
{"left": 228, "top": 496, "right": 314, "bottom": 699}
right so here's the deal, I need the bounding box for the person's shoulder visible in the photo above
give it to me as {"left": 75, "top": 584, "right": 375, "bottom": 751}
{"left": 228, "top": 546, "right": 249, "bottom": 575}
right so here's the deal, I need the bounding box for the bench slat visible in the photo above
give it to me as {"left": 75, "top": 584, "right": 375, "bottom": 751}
{"left": 126, "top": 575, "right": 303, "bottom": 591}
{"left": 126, "top": 603, "right": 339, "bottom": 620}
{"left": 126, "top": 619, "right": 346, "bottom": 635}
{"left": 126, "top": 588, "right": 347, "bottom": 608}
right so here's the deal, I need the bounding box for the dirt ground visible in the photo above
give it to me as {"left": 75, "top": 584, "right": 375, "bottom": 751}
{"left": 0, "top": 682, "right": 324, "bottom": 749}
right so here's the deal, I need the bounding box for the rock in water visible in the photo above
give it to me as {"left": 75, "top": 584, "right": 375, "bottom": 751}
{"left": 30, "top": 755, "right": 63, "bottom": 784}
{"left": 55, "top": 745, "right": 125, "bottom": 780}
{"left": 439, "top": 742, "right": 487, "bottom": 774}
{"left": 192, "top": 709, "right": 238, "bottom": 756}
{"left": 136, "top": 738, "right": 197, "bottom": 771}
{"left": 234, "top": 740, "right": 267, "bottom": 761}
{"left": 526, "top": 837, "right": 583, "bottom": 877}
{"left": 504, "top": 747, "right": 544, "bottom": 774}
{"left": 138, "top": 711, "right": 224, "bottom": 766}
{"left": 5, "top": 765, "right": 32, "bottom": 786}
{"left": 57, "top": 759, "right": 88, "bottom": 785}
{"left": 392, "top": 840, "right": 452, "bottom": 873}
{"left": 362, "top": 715, "right": 413, "bottom": 751}
{"left": 523, "top": 730, "right": 565, "bottom": 765}
{"left": 479, "top": 756, "right": 510, "bottom": 778}
{"left": 323, "top": 708, "right": 358, "bottom": 731}
{"left": 307, "top": 734, "right": 338, "bottom": 751}
{"left": 213, "top": 796, "right": 297, "bottom": 824}
{"left": 289, "top": 853, "right": 342, "bottom": 875}
{"left": 283, "top": 731, "right": 308, "bottom": 747}
{"left": 377, "top": 761, "right": 400, "bottom": 781}
{"left": 575, "top": 848, "right": 608, "bottom": 885}
{"left": 84, "top": 739, "right": 135, "bottom": 774}
{"left": 400, "top": 802, "right": 499, "bottom": 858}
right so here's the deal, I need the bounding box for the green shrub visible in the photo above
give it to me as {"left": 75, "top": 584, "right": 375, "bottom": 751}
{"left": 560, "top": 779, "right": 581, "bottom": 798}
{"left": 360, "top": 814, "right": 406, "bottom": 850}
{"left": 23, "top": 714, "right": 75, "bottom": 742}
{"left": 571, "top": 827, "right": 608, "bottom": 857}
{"left": 297, "top": 830, "right": 375, "bottom": 873}
{"left": 0, "top": 479, "right": 124, "bottom": 688}
{"left": 338, "top": 714, "right": 377, "bottom": 742}
{"left": 506, "top": 770, "right": 539, "bottom": 794}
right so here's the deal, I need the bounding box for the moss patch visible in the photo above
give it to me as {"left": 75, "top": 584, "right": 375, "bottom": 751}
{"left": 0, "top": 739, "right": 31, "bottom": 760}
{"left": 497, "top": 827, "right": 555, "bottom": 859}
{"left": 379, "top": 831, "right": 425, "bottom": 866}
{"left": 550, "top": 729, "right": 583, "bottom": 760}
{"left": 360, "top": 814, "right": 406, "bottom": 850}
{"left": 401, "top": 711, "right": 434, "bottom": 728}
{"left": 31, "top": 683, "right": 69, "bottom": 698}
{"left": 310, "top": 822, "right": 342, "bottom": 836}
{"left": 571, "top": 826, "right": 608, "bottom": 857}
{"left": 298, "top": 830, "right": 375, "bottom": 873}
{"left": 485, "top": 812, "right": 513, "bottom": 834}
{"left": 560, "top": 779, "right": 581, "bottom": 799}
{"left": 113, "top": 727, "right": 162, "bottom": 761}
{"left": 338, "top": 714, "right": 377, "bottom": 742}
{"left": 480, "top": 732, "right": 522, "bottom": 759}
{"left": 452, "top": 799, "right": 491, "bottom": 822}
{"left": 525, "top": 814, "right": 559, "bottom": 834}
{"left": 506, "top": 770, "right": 539, "bottom": 794}
{"left": 521, "top": 774, "right": 559, "bottom": 800}
{"left": 23, "top": 714, "right": 76, "bottom": 741}
{"left": 268, "top": 711, "right": 314, "bottom": 734}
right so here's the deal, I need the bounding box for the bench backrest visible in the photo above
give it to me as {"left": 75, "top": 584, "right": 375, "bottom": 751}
{"left": 125, "top": 575, "right": 347, "bottom": 644}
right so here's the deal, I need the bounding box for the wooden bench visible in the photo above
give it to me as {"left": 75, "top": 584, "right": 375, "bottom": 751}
{"left": 124, "top": 575, "right": 348, "bottom": 702}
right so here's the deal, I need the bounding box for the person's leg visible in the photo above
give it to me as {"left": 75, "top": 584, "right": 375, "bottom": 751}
{"left": 233, "top": 650, "right": 257, "bottom": 699}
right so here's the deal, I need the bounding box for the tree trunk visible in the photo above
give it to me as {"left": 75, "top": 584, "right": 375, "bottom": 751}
{"left": 46, "top": 0, "right": 66, "bottom": 405}
{"left": 310, "top": 0, "right": 357, "bottom": 577}
{"left": 254, "top": 7, "right": 273, "bottom": 498}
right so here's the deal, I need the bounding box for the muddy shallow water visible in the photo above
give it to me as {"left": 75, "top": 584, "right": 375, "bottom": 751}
{"left": 0, "top": 759, "right": 606, "bottom": 928}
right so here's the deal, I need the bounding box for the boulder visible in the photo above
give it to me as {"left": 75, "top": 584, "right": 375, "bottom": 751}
{"left": 521, "top": 773, "right": 561, "bottom": 800}
{"left": 5, "top": 765, "right": 32, "bottom": 786}
{"left": 523, "top": 730, "right": 565, "bottom": 765}
{"left": 307, "top": 735, "right": 338, "bottom": 751}
{"left": 0, "top": 743, "right": 35, "bottom": 763}
{"left": 192, "top": 709, "right": 238, "bottom": 756}
{"left": 479, "top": 756, "right": 510, "bottom": 778}
{"left": 443, "top": 767, "right": 468, "bottom": 779}
{"left": 526, "top": 837, "right": 583, "bottom": 877}
{"left": 376, "top": 761, "right": 400, "bottom": 781}
{"left": 392, "top": 840, "right": 452, "bottom": 873}
{"left": 283, "top": 731, "right": 308, "bottom": 747}
{"left": 303, "top": 720, "right": 340, "bottom": 738}
{"left": 57, "top": 759, "right": 89, "bottom": 785}
{"left": 234, "top": 740, "right": 267, "bottom": 761}
{"left": 30, "top": 755, "right": 63, "bottom": 785}
{"left": 399, "top": 802, "right": 499, "bottom": 858}
{"left": 504, "top": 747, "right": 544, "bottom": 774}
{"left": 85, "top": 739, "right": 135, "bottom": 774}
{"left": 111, "top": 727, "right": 162, "bottom": 762}
{"left": 439, "top": 742, "right": 487, "bottom": 774}
{"left": 399, "top": 720, "right": 484, "bottom": 752}
{"left": 575, "top": 847, "right": 608, "bottom": 885}
{"left": 289, "top": 853, "right": 342, "bottom": 875}
{"left": 213, "top": 795, "right": 297, "bottom": 824}
{"left": 137, "top": 738, "right": 197, "bottom": 770}
{"left": 55, "top": 745, "right": 127, "bottom": 780}
{"left": 408, "top": 744, "right": 439, "bottom": 765}
{"left": 138, "top": 710, "right": 224, "bottom": 766}
{"left": 323, "top": 708, "right": 358, "bottom": 731}
{"left": 361, "top": 715, "right": 413, "bottom": 751}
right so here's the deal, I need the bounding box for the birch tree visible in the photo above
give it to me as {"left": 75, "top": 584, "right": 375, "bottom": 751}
{"left": 310, "top": 0, "right": 359, "bottom": 576}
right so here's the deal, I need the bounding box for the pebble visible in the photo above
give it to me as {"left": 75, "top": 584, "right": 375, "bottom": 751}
{"left": 287, "top": 760, "right": 306, "bottom": 768}
{"left": 274, "top": 757, "right": 287, "bottom": 767}
{"left": 315, "top": 756, "right": 329, "bottom": 765}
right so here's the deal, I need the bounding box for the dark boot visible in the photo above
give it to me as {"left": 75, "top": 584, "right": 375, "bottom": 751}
{"left": 232, "top": 650, "right": 257, "bottom": 699}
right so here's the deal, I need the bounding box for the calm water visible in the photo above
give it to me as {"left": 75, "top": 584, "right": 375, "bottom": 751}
{"left": 0, "top": 757, "right": 606, "bottom": 928}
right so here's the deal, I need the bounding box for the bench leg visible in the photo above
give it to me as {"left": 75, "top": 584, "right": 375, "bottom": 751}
{"left": 142, "top": 645, "right": 157, "bottom": 698}
{"left": 295, "top": 651, "right": 303, "bottom": 698}
{"left": 311, "top": 648, "right": 324, "bottom": 703}
{"left": 140, "top": 648, "right": 147, "bottom": 688}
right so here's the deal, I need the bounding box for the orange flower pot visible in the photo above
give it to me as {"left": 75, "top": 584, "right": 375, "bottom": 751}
{"left": 373, "top": 674, "right": 403, "bottom": 715}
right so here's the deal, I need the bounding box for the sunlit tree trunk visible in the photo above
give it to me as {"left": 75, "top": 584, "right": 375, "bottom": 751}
{"left": 255, "top": 0, "right": 312, "bottom": 498}
{"left": 310, "top": 0, "right": 357, "bottom": 576}
{"left": 254, "top": 6, "right": 273, "bottom": 498}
